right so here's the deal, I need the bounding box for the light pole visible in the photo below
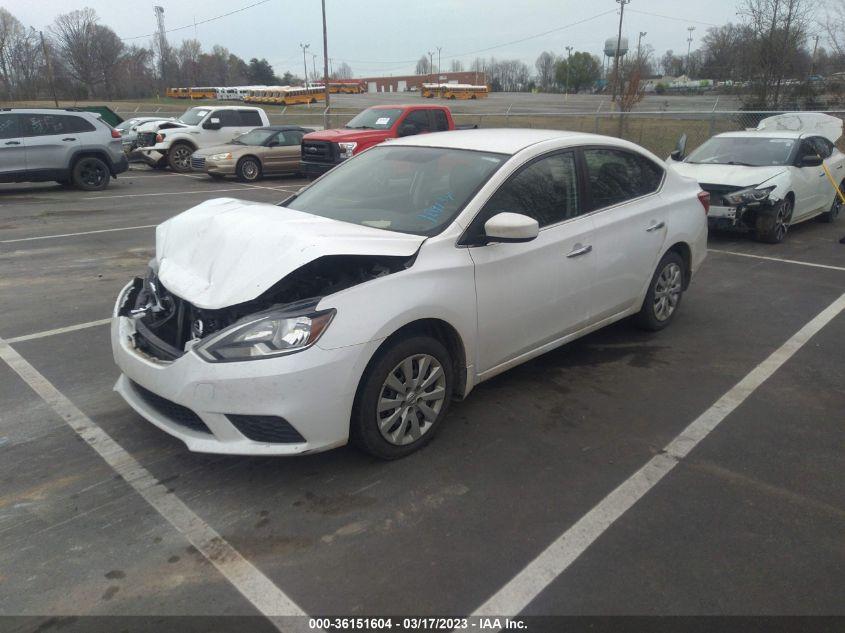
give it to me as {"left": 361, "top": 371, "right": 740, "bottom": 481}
{"left": 637, "top": 31, "right": 646, "bottom": 70}
{"left": 311, "top": 53, "right": 318, "bottom": 86}
{"left": 437, "top": 46, "right": 442, "bottom": 77}
{"left": 300, "top": 42, "right": 310, "bottom": 86}
{"left": 428, "top": 50, "right": 434, "bottom": 83}
{"left": 565, "top": 45, "right": 573, "bottom": 97}
{"left": 611, "top": 0, "right": 630, "bottom": 104}
{"left": 321, "top": 0, "right": 330, "bottom": 126}
{"left": 686, "top": 26, "right": 695, "bottom": 77}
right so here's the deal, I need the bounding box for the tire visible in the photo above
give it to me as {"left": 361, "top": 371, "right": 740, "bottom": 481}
{"left": 167, "top": 142, "right": 194, "bottom": 172}
{"left": 236, "top": 157, "right": 262, "bottom": 182}
{"left": 71, "top": 156, "right": 110, "bottom": 191}
{"left": 819, "top": 184, "right": 843, "bottom": 223}
{"left": 755, "top": 197, "right": 793, "bottom": 243}
{"left": 635, "top": 251, "right": 686, "bottom": 331}
{"left": 351, "top": 336, "right": 453, "bottom": 460}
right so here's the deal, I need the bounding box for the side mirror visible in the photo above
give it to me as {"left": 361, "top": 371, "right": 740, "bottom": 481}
{"left": 800, "top": 154, "right": 823, "bottom": 167}
{"left": 398, "top": 123, "right": 418, "bottom": 137}
{"left": 483, "top": 212, "right": 539, "bottom": 243}
{"left": 673, "top": 133, "right": 688, "bottom": 160}
{"left": 203, "top": 117, "right": 221, "bottom": 130}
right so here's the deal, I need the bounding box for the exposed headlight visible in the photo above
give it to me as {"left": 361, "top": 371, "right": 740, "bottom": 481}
{"left": 723, "top": 185, "right": 775, "bottom": 206}
{"left": 196, "top": 308, "right": 335, "bottom": 362}
{"left": 208, "top": 152, "right": 233, "bottom": 161}
{"left": 337, "top": 142, "right": 357, "bottom": 159}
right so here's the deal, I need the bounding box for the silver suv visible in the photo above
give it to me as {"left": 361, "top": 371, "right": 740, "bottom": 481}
{"left": 0, "top": 108, "right": 128, "bottom": 191}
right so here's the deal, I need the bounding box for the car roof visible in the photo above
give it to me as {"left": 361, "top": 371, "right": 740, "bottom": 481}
{"left": 388, "top": 128, "right": 611, "bottom": 155}
{"left": 2, "top": 108, "right": 98, "bottom": 117}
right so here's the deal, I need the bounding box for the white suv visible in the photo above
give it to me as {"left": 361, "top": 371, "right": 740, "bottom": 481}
{"left": 134, "top": 106, "right": 270, "bottom": 172}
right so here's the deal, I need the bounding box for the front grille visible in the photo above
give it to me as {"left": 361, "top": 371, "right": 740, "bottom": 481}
{"left": 301, "top": 140, "right": 337, "bottom": 164}
{"left": 136, "top": 132, "right": 157, "bottom": 148}
{"left": 191, "top": 156, "right": 206, "bottom": 171}
{"left": 700, "top": 183, "right": 743, "bottom": 207}
{"left": 131, "top": 380, "right": 211, "bottom": 434}
{"left": 226, "top": 414, "right": 305, "bottom": 444}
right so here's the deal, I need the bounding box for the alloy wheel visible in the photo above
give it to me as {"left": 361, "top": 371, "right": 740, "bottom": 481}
{"left": 653, "top": 262, "right": 683, "bottom": 322}
{"left": 172, "top": 146, "right": 191, "bottom": 170}
{"left": 241, "top": 160, "right": 259, "bottom": 180}
{"left": 776, "top": 201, "right": 792, "bottom": 241}
{"left": 377, "top": 354, "right": 447, "bottom": 446}
{"left": 79, "top": 159, "right": 106, "bottom": 188}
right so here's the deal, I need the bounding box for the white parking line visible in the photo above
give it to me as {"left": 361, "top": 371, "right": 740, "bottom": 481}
{"left": 82, "top": 187, "right": 275, "bottom": 200}
{"left": 4, "top": 318, "right": 112, "bottom": 344}
{"left": 471, "top": 292, "right": 845, "bottom": 620}
{"left": 1, "top": 225, "right": 156, "bottom": 244}
{"left": 709, "top": 248, "right": 845, "bottom": 272}
{"left": 0, "top": 336, "right": 309, "bottom": 626}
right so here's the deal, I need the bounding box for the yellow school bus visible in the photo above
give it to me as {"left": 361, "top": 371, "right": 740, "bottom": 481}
{"left": 280, "top": 86, "right": 326, "bottom": 105}
{"left": 421, "top": 83, "right": 442, "bottom": 98}
{"left": 165, "top": 87, "right": 181, "bottom": 99}
{"left": 440, "top": 84, "right": 489, "bottom": 99}
{"left": 188, "top": 86, "right": 217, "bottom": 99}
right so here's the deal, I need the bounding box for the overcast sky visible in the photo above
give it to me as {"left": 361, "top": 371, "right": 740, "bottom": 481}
{"left": 6, "top": 0, "right": 746, "bottom": 77}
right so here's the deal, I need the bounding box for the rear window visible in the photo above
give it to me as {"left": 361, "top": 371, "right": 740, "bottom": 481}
{"left": 0, "top": 113, "right": 20, "bottom": 139}
{"left": 239, "top": 110, "right": 263, "bottom": 126}
{"left": 61, "top": 115, "right": 96, "bottom": 133}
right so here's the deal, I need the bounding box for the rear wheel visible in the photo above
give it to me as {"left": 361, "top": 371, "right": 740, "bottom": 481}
{"left": 819, "top": 183, "right": 843, "bottom": 223}
{"left": 236, "top": 157, "right": 262, "bottom": 182}
{"left": 71, "top": 157, "right": 110, "bottom": 191}
{"left": 635, "top": 251, "right": 685, "bottom": 331}
{"left": 167, "top": 142, "right": 194, "bottom": 172}
{"left": 755, "top": 197, "right": 793, "bottom": 243}
{"left": 351, "top": 336, "right": 453, "bottom": 460}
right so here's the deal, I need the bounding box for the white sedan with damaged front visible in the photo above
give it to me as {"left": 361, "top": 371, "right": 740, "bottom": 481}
{"left": 112, "top": 128, "right": 707, "bottom": 459}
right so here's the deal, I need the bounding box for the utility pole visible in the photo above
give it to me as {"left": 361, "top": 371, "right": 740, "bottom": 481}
{"left": 154, "top": 6, "right": 168, "bottom": 85}
{"left": 686, "top": 26, "right": 696, "bottom": 77}
{"left": 611, "top": 0, "right": 630, "bottom": 104}
{"left": 437, "top": 46, "right": 442, "bottom": 77}
{"left": 321, "top": 0, "right": 330, "bottom": 128}
{"left": 39, "top": 31, "right": 58, "bottom": 107}
{"left": 565, "top": 45, "right": 573, "bottom": 96}
{"left": 428, "top": 50, "right": 434, "bottom": 83}
{"left": 637, "top": 31, "right": 646, "bottom": 70}
{"left": 811, "top": 34, "right": 820, "bottom": 75}
{"left": 300, "top": 42, "right": 310, "bottom": 86}
{"left": 311, "top": 53, "right": 318, "bottom": 85}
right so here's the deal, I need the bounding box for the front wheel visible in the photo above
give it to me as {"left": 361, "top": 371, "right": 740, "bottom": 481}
{"left": 72, "top": 157, "right": 110, "bottom": 191}
{"left": 351, "top": 336, "right": 453, "bottom": 460}
{"left": 236, "top": 157, "right": 262, "bottom": 182}
{"left": 635, "top": 251, "right": 685, "bottom": 331}
{"left": 167, "top": 142, "right": 194, "bottom": 172}
{"left": 755, "top": 198, "right": 792, "bottom": 243}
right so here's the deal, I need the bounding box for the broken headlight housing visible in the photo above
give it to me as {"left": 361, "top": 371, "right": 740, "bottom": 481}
{"left": 723, "top": 185, "right": 775, "bottom": 207}
{"left": 196, "top": 308, "right": 335, "bottom": 362}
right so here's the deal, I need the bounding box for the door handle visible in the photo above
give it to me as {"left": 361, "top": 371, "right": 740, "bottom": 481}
{"left": 646, "top": 221, "right": 666, "bottom": 232}
{"left": 566, "top": 244, "right": 592, "bottom": 258}
{"left": 4, "top": 140, "right": 20, "bottom": 145}
{"left": 62, "top": 137, "right": 76, "bottom": 141}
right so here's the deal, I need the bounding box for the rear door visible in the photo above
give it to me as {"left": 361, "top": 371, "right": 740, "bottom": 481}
{"left": 791, "top": 139, "right": 824, "bottom": 218}
{"left": 582, "top": 146, "right": 669, "bottom": 320}
{"left": 20, "top": 113, "right": 79, "bottom": 173}
{"left": 0, "top": 113, "right": 26, "bottom": 176}
{"left": 263, "top": 130, "right": 304, "bottom": 174}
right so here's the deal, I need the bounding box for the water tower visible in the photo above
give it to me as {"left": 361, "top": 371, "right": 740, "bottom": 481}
{"left": 603, "top": 36, "right": 629, "bottom": 74}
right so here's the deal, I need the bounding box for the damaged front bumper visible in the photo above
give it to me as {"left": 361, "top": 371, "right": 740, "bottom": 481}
{"left": 110, "top": 281, "right": 375, "bottom": 456}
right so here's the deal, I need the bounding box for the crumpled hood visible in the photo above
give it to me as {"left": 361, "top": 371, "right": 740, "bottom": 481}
{"left": 667, "top": 161, "right": 786, "bottom": 188}
{"left": 136, "top": 120, "right": 188, "bottom": 133}
{"left": 155, "top": 198, "right": 425, "bottom": 310}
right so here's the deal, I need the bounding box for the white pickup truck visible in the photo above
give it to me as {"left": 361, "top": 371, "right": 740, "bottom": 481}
{"left": 134, "top": 106, "right": 270, "bottom": 172}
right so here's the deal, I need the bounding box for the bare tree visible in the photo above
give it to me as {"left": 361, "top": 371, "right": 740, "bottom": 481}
{"left": 449, "top": 59, "right": 464, "bottom": 72}
{"left": 0, "top": 9, "right": 42, "bottom": 100}
{"left": 415, "top": 55, "right": 430, "bottom": 75}
{"left": 177, "top": 39, "right": 202, "bottom": 86}
{"left": 51, "top": 8, "right": 101, "bottom": 97}
{"left": 92, "top": 24, "right": 124, "bottom": 98}
{"left": 333, "top": 61, "right": 353, "bottom": 79}
{"left": 535, "top": 51, "right": 557, "bottom": 90}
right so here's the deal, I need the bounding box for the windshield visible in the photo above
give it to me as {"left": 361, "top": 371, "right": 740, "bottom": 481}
{"left": 116, "top": 119, "right": 137, "bottom": 131}
{"left": 344, "top": 108, "right": 403, "bottom": 130}
{"left": 177, "top": 108, "right": 211, "bottom": 126}
{"left": 286, "top": 146, "right": 507, "bottom": 236}
{"left": 685, "top": 136, "right": 797, "bottom": 167}
{"left": 232, "top": 129, "right": 275, "bottom": 145}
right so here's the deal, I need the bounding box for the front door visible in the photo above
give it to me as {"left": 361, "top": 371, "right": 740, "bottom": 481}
{"left": 466, "top": 150, "right": 594, "bottom": 375}
{"left": 263, "top": 130, "right": 304, "bottom": 174}
{"left": 581, "top": 147, "right": 669, "bottom": 319}
{"left": 791, "top": 139, "right": 825, "bottom": 218}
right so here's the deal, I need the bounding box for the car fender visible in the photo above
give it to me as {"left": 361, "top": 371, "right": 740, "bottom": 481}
{"left": 159, "top": 132, "right": 199, "bottom": 151}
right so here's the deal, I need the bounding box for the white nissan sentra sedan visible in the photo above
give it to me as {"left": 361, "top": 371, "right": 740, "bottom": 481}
{"left": 112, "top": 129, "right": 708, "bottom": 460}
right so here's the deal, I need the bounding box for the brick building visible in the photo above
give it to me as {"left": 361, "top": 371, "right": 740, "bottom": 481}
{"left": 357, "top": 71, "right": 488, "bottom": 93}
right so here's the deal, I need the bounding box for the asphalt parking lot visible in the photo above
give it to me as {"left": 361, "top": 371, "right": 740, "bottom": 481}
{"left": 0, "top": 166, "right": 843, "bottom": 625}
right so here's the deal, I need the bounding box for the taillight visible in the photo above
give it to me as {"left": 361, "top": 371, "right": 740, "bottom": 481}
{"left": 111, "top": 129, "right": 121, "bottom": 138}
{"left": 155, "top": 133, "right": 164, "bottom": 143}
{"left": 697, "top": 190, "right": 710, "bottom": 214}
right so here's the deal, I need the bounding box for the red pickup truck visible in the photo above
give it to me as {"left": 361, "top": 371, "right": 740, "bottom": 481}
{"left": 300, "top": 104, "right": 474, "bottom": 177}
